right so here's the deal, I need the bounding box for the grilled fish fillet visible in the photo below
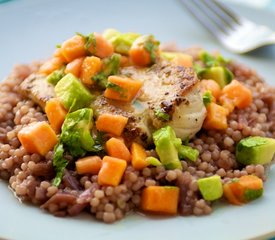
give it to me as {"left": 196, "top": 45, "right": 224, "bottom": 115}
{"left": 94, "top": 61, "right": 206, "bottom": 145}
{"left": 19, "top": 61, "right": 206, "bottom": 145}
{"left": 19, "top": 74, "right": 55, "bottom": 110}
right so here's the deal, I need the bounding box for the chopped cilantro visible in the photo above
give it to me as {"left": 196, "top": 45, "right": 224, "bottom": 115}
{"left": 143, "top": 35, "right": 159, "bottom": 63}
{"left": 47, "top": 67, "right": 65, "bottom": 85}
{"left": 202, "top": 91, "right": 213, "bottom": 107}
{"left": 106, "top": 82, "right": 123, "bottom": 92}
{"left": 199, "top": 51, "right": 230, "bottom": 68}
{"left": 92, "top": 54, "right": 121, "bottom": 89}
{"left": 77, "top": 32, "right": 96, "bottom": 54}
{"left": 154, "top": 107, "right": 170, "bottom": 121}
{"left": 52, "top": 143, "right": 68, "bottom": 186}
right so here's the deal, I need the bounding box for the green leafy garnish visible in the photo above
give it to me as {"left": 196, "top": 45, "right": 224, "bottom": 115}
{"left": 77, "top": 32, "right": 96, "bottom": 54}
{"left": 52, "top": 143, "right": 68, "bottom": 186}
{"left": 106, "top": 82, "right": 126, "bottom": 99}
{"left": 202, "top": 91, "right": 213, "bottom": 107}
{"left": 193, "top": 62, "right": 206, "bottom": 76}
{"left": 56, "top": 44, "right": 61, "bottom": 48}
{"left": 106, "top": 82, "right": 123, "bottom": 92}
{"left": 154, "top": 107, "right": 170, "bottom": 121}
{"left": 47, "top": 67, "right": 65, "bottom": 85}
{"left": 90, "top": 131, "right": 105, "bottom": 153}
{"left": 52, "top": 108, "right": 96, "bottom": 186}
{"left": 92, "top": 53, "right": 121, "bottom": 88}
{"left": 60, "top": 108, "right": 94, "bottom": 157}
{"left": 144, "top": 35, "right": 160, "bottom": 63}
{"left": 199, "top": 51, "right": 229, "bottom": 68}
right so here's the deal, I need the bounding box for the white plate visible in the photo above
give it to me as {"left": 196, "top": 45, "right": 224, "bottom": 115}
{"left": 0, "top": 1, "right": 275, "bottom": 239}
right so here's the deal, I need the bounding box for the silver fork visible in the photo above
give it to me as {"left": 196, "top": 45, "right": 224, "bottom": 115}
{"left": 181, "top": 0, "right": 275, "bottom": 54}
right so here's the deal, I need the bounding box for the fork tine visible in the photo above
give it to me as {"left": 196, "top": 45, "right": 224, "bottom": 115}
{"left": 203, "top": 0, "right": 242, "bottom": 29}
{"left": 192, "top": 0, "right": 234, "bottom": 33}
{"left": 181, "top": 0, "right": 226, "bottom": 37}
{"left": 209, "top": 0, "right": 242, "bottom": 24}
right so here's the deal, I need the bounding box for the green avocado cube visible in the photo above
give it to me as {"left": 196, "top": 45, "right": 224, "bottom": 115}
{"left": 198, "top": 175, "right": 223, "bottom": 201}
{"left": 61, "top": 108, "right": 94, "bottom": 157}
{"left": 103, "top": 29, "right": 140, "bottom": 55}
{"left": 236, "top": 136, "right": 275, "bottom": 165}
{"left": 55, "top": 73, "right": 93, "bottom": 112}
{"left": 153, "top": 126, "right": 182, "bottom": 170}
{"left": 199, "top": 66, "right": 233, "bottom": 88}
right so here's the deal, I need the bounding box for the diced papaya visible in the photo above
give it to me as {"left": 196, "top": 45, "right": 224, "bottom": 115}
{"left": 45, "top": 98, "right": 67, "bottom": 133}
{"left": 53, "top": 48, "right": 67, "bottom": 63}
{"left": 199, "top": 79, "right": 222, "bottom": 100}
{"left": 104, "top": 75, "right": 142, "bottom": 102}
{"left": 76, "top": 156, "right": 102, "bottom": 175}
{"left": 131, "top": 142, "right": 148, "bottom": 170}
{"left": 105, "top": 137, "right": 131, "bottom": 162}
{"left": 203, "top": 102, "right": 228, "bottom": 130}
{"left": 39, "top": 57, "right": 64, "bottom": 75}
{"left": 64, "top": 57, "right": 85, "bottom": 77}
{"left": 223, "top": 175, "right": 263, "bottom": 205}
{"left": 141, "top": 186, "right": 179, "bottom": 214}
{"left": 61, "top": 35, "right": 86, "bottom": 62}
{"left": 98, "top": 156, "right": 127, "bottom": 186}
{"left": 220, "top": 80, "right": 252, "bottom": 109}
{"left": 80, "top": 56, "right": 102, "bottom": 85}
{"left": 18, "top": 121, "right": 58, "bottom": 156}
{"left": 88, "top": 33, "right": 114, "bottom": 59}
{"left": 96, "top": 113, "right": 128, "bottom": 136}
{"left": 171, "top": 53, "right": 193, "bottom": 67}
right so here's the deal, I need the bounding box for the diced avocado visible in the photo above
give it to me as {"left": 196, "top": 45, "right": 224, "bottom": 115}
{"left": 112, "top": 33, "right": 141, "bottom": 55}
{"left": 146, "top": 157, "right": 162, "bottom": 167}
{"left": 61, "top": 108, "right": 94, "bottom": 157}
{"left": 178, "top": 145, "right": 199, "bottom": 162}
{"left": 244, "top": 188, "right": 263, "bottom": 202}
{"left": 236, "top": 136, "right": 275, "bottom": 165}
{"left": 55, "top": 73, "right": 93, "bottom": 112}
{"left": 198, "top": 175, "right": 223, "bottom": 201}
{"left": 153, "top": 126, "right": 182, "bottom": 170}
{"left": 103, "top": 28, "right": 121, "bottom": 41}
{"left": 199, "top": 66, "right": 232, "bottom": 88}
{"left": 47, "top": 67, "right": 65, "bottom": 85}
{"left": 103, "top": 28, "right": 140, "bottom": 55}
{"left": 160, "top": 52, "right": 192, "bottom": 62}
{"left": 160, "top": 51, "right": 177, "bottom": 61}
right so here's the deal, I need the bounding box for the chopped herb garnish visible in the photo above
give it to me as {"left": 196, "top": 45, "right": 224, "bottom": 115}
{"left": 154, "top": 107, "right": 170, "bottom": 121}
{"left": 92, "top": 73, "right": 108, "bottom": 88}
{"left": 52, "top": 143, "right": 68, "bottom": 186}
{"left": 106, "top": 82, "right": 123, "bottom": 92}
{"left": 143, "top": 35, "right": 159, "bottom": 63}
{"left": 52, "top": 108, "right": 96, "bottom": 186}
{"left": 92, "top": 54, "right": 121, "bottom": 89}
{"left": 76, "top": 32, "right": 96, "bottom": 54}
{"left": 203, "top": 91, "right": 213, "bottom": 107}
{"left": 56, "top": 44, "right": 61, "bottom": 48}
{"left": 90, "top": 131, "right": 105, "bottom": 153}
{"left": 199, "top": 51, "right": 230, "bottom": 68}
{"left": 106, "top": 82, "right": 127, "bottom": 99}
{"left": 47, "top": 67, "right": 65, "bottom": 85}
